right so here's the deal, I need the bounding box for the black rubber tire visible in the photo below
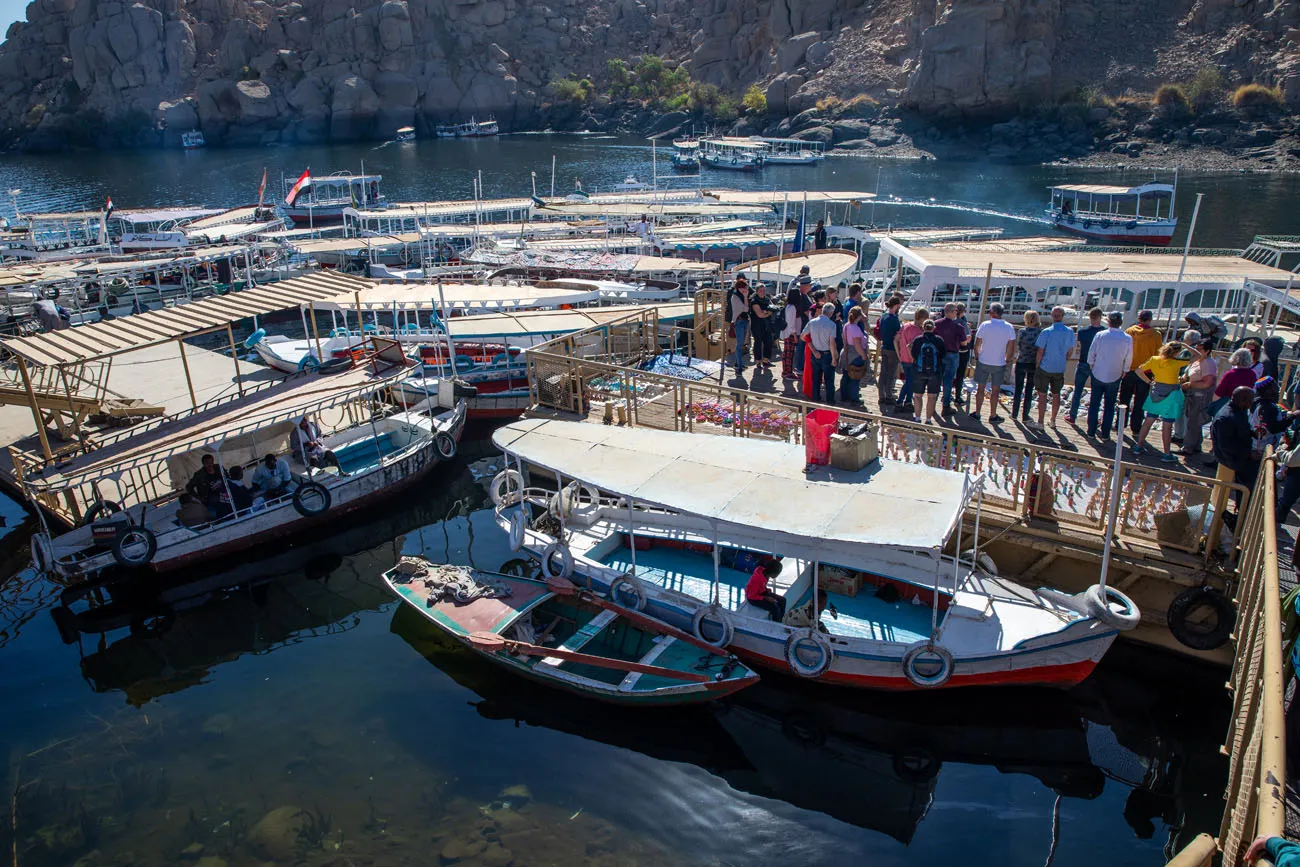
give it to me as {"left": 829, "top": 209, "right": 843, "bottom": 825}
{"left": 434, "top": 432, "right": 457, "bottom": 460}
{"left": 1166, "top": 586, "right": 1236, "bottom": 651}
{"left": 292, "top": 481, "right": 332, "bottom": 517}
{"left": 83, "top": 499, "right": 123, "bottom": 525}
{"left": 111, "top": 526, "right": 157, "bottom": 568}
{"left": 499, "top": 558, "right": 539, "bottom": 578}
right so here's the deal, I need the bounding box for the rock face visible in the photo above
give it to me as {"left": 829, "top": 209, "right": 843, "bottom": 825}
{"left": 0, "top": 0, "right": 1295, "bottom": 149}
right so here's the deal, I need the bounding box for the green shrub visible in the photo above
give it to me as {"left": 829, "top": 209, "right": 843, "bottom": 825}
{"left": 606, "top": 58, "right": 631, "bottom": 99}
{"left": 1073, "top": 86, "right": 1113, "bottom": 109}
{"left": 742, "top": 84, "right": 767, "bottom": 115}
{"left": 1152, "top": 83, "right": 1190, "bottom": 115}
{"left": 1187, "top": 65, "right": 1225, "bottom": 110}
{"left": 1231, "top": 83, "right": 1283, "bottom": 110}
{"left": 549, "top": 76, "right": 593, "bottom": 105}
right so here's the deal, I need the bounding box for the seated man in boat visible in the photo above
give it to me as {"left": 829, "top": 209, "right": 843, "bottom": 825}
{"left": 783, "top": 589, "right": 837, "bottom": 632}
{"left": 250, "top": 453, "right": 292, "bottom": 499}
{"left": 185, "top": 454, "right": 227, "bottom": 507}
{"left": 293, "top": 415, "right": 344, "bottom": 474}
{"left": 210, "top": 465, "right": 254, "bottom": 519}
{"left": 744, "top": 558, "right": 787, "bottom": 622}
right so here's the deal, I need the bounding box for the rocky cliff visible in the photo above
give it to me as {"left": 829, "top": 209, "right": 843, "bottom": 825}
{"left": 0, "top": 0, "right": 1296, "bottom": 150}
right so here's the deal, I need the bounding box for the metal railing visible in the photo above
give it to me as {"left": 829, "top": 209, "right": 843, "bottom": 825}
{"left": 526, "top": 307, "right": 1249, "bottom": 560}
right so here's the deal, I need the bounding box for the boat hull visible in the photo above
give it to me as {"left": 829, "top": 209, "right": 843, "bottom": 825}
{"left": 1048, "top": 212, "right": 1176, "bottom": 246}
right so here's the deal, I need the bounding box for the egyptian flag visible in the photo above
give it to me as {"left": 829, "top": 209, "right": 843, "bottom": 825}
{"left": 105, "top": 196, "right": 114, "bottom": 219}
{"left": 257, "top": 168, "right": 267, "bottom": 207}
{"left": 285, "top": 168, "right": 311, "bottom": 206}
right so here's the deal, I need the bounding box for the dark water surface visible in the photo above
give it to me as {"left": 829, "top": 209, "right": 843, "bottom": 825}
{"left": 0, "top": 138, "right": 1276, "bottom": 865}
{"left": 1, "top": 134, "right": 1298, "bottom": 245}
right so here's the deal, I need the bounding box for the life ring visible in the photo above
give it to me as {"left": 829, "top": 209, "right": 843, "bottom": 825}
{"left": 902, "top": 641, "right": 954, "bottom": 688}
{"left": 784, "top": 628, "right": 833, "bottom": 677}
{"left": 507, "top": 510, "right": 527, "bottom": 552}
{"left": 317, "top": 357, "right": 352, "bottom": 375}
{"left": 549, "top": 482, "right": 600, "bottom": 518}
{"left": 297, "top": 354, "right": 321, "bottom": 373}
{"left": 111, "top": 526, "right": 157, "bottom": 568}
{"left": 30, "top": 532, "right": 52, "bottom": 573}
{"left": 242, "top": 328, "right": 266, "bottom": 349}
{"left": 693, "top": 603, "right": 735, "bottom": 647}
{"left": 540, "top": 541, "right": 574, "bottom": 579}
{"left": 1083, "top": 584, "right": 1141, "bottom": 631}
{"left": 434, "top": 432, "right": 457, "bottom": 460}
{"left": 490, "top": 470, "right": 523, "bottom": 506}
{"left": 1166, "top": 586, "right": 1235, "bottom": 650}
{"left": 608, "top": 574, "right": 648, "bottom": 611}
{"left": 292, "top": 481, "right": 332, "bottom": 517}
{"left": 961, "top": 549, "right": 999, "bottom": 575}
{"left": 83, "top": 499, "right": 123, "bottom": 525}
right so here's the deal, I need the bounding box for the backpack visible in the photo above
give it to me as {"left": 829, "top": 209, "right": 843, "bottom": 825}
{"left": 872, "top": 318, "right": 882, "bottom": 340}
{"left": 916, "top": 339, "right": 940, "bottom": 376}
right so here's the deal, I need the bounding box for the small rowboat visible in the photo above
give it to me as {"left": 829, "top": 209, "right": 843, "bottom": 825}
{"left": 383, "top": 559, "right": 760, "bottom": 705}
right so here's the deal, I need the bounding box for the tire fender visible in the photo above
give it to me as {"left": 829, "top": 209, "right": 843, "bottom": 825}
{"left": 507, "top": 510, "right": 527, "bottom": 552}
{"left": 540, "top": 541, "right": 574, "bottom": 579}
{"left": 434, "top": 432, "right": 457, "bottom": 460}
{"left": 785, "top": 628, "right": 833, "bottom": 678}
{"left": 30, "top": 532, "right": 52, "bottom": 573}
{"left": 83, "top": 499, "right": 123, "bottom": 526}
{"left": 693, "top": 603, "right": 735, "bottom": 647}
{"left": 111, "top": 526, "right": 158, "bottom": 568}
{"left": 1083, "top": 584, "right": 1141, "bottom": 631}
{"left": 902, "top": 641, "right": 954, "bottom": 688}
{"left": 608, "top": 574, "right": 648, "bottom": 611}
{"left": 1166, "top": 585, "right": 1235, "bottom": 650}
{"left": 292, "top": 481, "right": 332, "bottom": 517}
{"left": 490, "top": 470, "right": 523, "bottom": 507}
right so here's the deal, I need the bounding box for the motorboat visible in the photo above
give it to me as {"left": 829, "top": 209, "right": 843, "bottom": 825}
{"left": 181, "top": 130, "right": 206, "bottom": 150}
{"left": 490, "top": 420, "right": 1140, "bottom": 691}
{"left": 383, "top": 559, "right": 759, "bottom": 705}
{"left": 671, "top": 139, "right": 700, "bottom": 171}
{"left": 283, "top": 171, "right": 385, "bottom": 226}
{"left": 395, "top": 126, "right": 416, "bottom": 142}
{"left": 1046, "top": 182, "right": 1177, "bottom": 245}
{"left": 700, "top": 137, "right": 765, "bottom": 171}
{"left": 751, "top": 137, "right": 825, "bottom": 165}
{"left": 612, "top": 175, "right": 651, "bottom": 192}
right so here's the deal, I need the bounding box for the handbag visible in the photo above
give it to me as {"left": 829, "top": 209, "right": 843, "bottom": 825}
{"left": 847, "top": 360, "right": 868, "bottom": 380}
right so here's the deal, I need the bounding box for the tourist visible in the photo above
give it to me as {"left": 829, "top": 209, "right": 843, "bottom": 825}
{"left": 839, "top": 306, "right": 869, "bottom": 405}
{"left": 1066, "top": 307, "right": 1105, "bottom": 423}
{"left": 1120, "top": 310, "right": 1162, "bottom": 437}
{"left": 1011, "top": 310, "right": 1043, "bottom": 424}
{"left": 971, "top": 303, "right": 1016, "bottom": 424}
{"left": 1242, "top": 338, "right": 1264, "bottom": 375}
{"left": 909, "top": 318, "right": 946, "bottom": 424}
{"left": 844, "top": 283, "right": 864, "bottom": 318}
{"left": 802, "top": 302, "right": 840, "bottom": 404}
{"left": 185, "top": 453, "right": 227, "bottom": 507}
{"left": 1086, "top": 311, "right": 1133, "bottom": 440}
{"left": 955, "top": 302, "right": 972, "bottom": 407}
{"left": 895, "top": 306, "right": 928, "bottom": 412}
{"left": 782, "top": 275, "right": 815, "bottom": 379}
{"left": 1178, "top": 339, "right": 1218, "bottom": 458}
{"left": 1211, "top": 348, "right": 1259, "bottom": 417}
{"left": 294, "top": 414, "right": 343, "bottom": 473}
{"left": 176, "top": 493, "right": 211, "bottom": 527}
{"left": 1132, "top": 342, "right": 1188, "bottom": 463}
{"left": 814, "top": 219, "right": 828, "bottom": 250}
{"left": 251, "top": 452, "right": 292, "bottom": 499}
{"left": 744, "top": 558, "right": 787, "bottom": 622}
{"left": 877, "top": 295, "right": 903, "bottom": 405}
{"left": 727, "top": 276, "right": 751, "bottom": 373}
{"left": 748, "top": 283, "right": 775, "bottom": 371}
{"left": 825, "top": 284, "right": 845, "bottom": 352}
{"left": 1184, "top": 311, "right": 1226, "bottom": 346}
{"left": 1249, "top": 377, "right": 1300, "bottom": 455}
{"left": 211, "top": 465, "right": 254, "bottom": 518}
{"left": 1211, "top": 387, "right": 1260, "bottom": 497}
{"left": 1034, "top": 306, "right": 1077, "bottom": 429}
{"left": 1274, "top": 431, "right": 1300, "bottom": 524}
{"left": 1262, "top": 335, "right": 1286, "bottom": 382}
{"left": 934, "top": 302, "right": 969, "bottom": 415}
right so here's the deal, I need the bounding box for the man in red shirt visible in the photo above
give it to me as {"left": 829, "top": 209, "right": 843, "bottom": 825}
{"left": 744, "top": 559, "right": 786, "bottom": 621}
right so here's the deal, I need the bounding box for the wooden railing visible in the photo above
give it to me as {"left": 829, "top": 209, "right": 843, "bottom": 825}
{"left": 526, "top": 307, "right": 1250, "bottom": 561}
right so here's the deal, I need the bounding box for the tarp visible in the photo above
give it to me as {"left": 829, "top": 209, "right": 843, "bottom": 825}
{"left": 492, "top": 419, "right": 972, "bottom": 556}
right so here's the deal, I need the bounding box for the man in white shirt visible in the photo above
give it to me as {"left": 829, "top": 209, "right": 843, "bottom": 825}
{"left": 250, "top": 452, "right": 292, "bottom": 499}
{"left": 971, "top": 303, "right": 1016, "bottom": 424}
{"left": 802, "top": 303, "right": 840, "bottom": 404}
{"left": 1085, "top": 311, "right": 1134, "bottom": 440}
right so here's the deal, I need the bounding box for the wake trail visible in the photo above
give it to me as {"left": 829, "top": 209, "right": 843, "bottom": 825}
{"left": 871, "top": 195, "right": 1053, "bottom": 226}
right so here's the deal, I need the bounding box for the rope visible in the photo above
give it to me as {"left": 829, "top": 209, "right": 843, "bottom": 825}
{"left": 396, "top": 559, "right": 512, "bottom": 605}
{"left": 1043, "top": 793, "right": 1062, "bottom": 867}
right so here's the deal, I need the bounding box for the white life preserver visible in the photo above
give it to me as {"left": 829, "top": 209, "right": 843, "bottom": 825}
{"left": 540, "top": 540, "right": 574, "bottom": 579}
{"left": 608, "top": 574, "right": 648, "bottom": 611}
{"left": 902, "top": 641, "right": 954, "bottom": 688}
{"left": 507, "top": 510, "right": 527, "bottom": 552}
{"left": 490, "top": 470, "right": 523, "bottom": 507}
{"left": 1083, "top": 584, "right": 1141, "bottom": 631}
{"left": 784, "top": 629, "right": 833, "bottom": 678}
{"left": 692, "top": 603, "right": 735, "bottom": 647}
{"left": 549, "top": 482, "right": 601, "bottom": 519}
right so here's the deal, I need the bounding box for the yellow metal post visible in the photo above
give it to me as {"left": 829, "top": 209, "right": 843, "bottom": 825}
{"left": 309, "top": 301, "right": 324, "bottom": 363}
{"left": 226, "top": 323, "right": 245, "bottom": 397}
{"left": 176, "top": 338, "right": 198, "bottom": 410}
{"left": 15, "top": 356, "right": 53, "bottom": 461}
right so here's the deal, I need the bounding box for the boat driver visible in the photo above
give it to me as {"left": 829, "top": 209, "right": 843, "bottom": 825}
{"left": 293, "top": 415, "right": 344, "bottom": 474}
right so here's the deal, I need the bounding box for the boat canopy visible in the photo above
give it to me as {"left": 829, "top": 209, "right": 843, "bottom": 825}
{"left": 316, "top": 281, "right": 602, "bottom": 312}
{"left": 446, "top": 302, "right": 694, "bottom": 339}
{"left": 537, "top": 202, "right": 769, "bottom": 219}
{"left": 113, "top": 208, "right": 224, "bottom": 225}
{"left": 494, "top": 419, "right": 975, "bottom": 558}
{"left": 165, "top": 420, "right": 298, "bottom": 492}
{"left": 1048, "top": 183, "right": 1174, "bottom": 198}
{"left": 467, "top": 248, "right": 720, "bottom": 274}
{"left": 730, "top": 249, "right": 859, "bottom": 281}
{"left": 396, "top": 126, "right": 415, "bottom": 134}
{"left": 187, "top": 206, "right": 263, "bottom": 229}
{"left": 704, "top": 190, "right": 876, "bottom": 206}
{"left": 186, "top": 220, "right": 282, "bottom": 243}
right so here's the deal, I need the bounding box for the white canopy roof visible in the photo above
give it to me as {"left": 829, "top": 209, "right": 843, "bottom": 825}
{"left": 493, "top": 419, "right": 974, "bottom": 557}
{"left": 317, "top": 281, "right": 601, "bottom": 312}
{"left": 1049, "top": 183, "right": 1175, "bottom": 197}
{"left": 447, "top": 303, "right": 694, "bottom": 339}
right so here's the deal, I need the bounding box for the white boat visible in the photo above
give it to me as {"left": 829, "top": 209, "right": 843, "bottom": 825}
{"left": 700, "top": 137, "right": 765, "bottom": 171}
{"left": 28, "top": 362, "right": 469, "bottom": 580}
{"left": 671, "top": 139, "right": 700, "bottom": 171}
{"left": 283, "top": 171, "right": 385, "bottom": 226}
{"left": 612, "top": 175, "right": 651, "bottom": 192}
{"left": 489, "top": 420, "right": 1139, "bottom": 691}
{"left": 1046, "top": 182, "right": 1177, "bottom": 245}
{"left": 435, "top": 123, "right": 458, "bottom": 139}
{"left": 181, "top": 130, "right": 206, "bottom": 150}
{"left": 437, "top": 117, "right": 500, "bottom": 138}
{"left": 395, "top": 126, "right": 416, "bottom": 142}
{"left": 751, "top": 137, "right": 825, "bottom": 165}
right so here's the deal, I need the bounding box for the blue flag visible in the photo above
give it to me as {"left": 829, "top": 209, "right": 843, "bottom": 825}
{"left": 791, "top": 209, "right": 805, "bottom": 254}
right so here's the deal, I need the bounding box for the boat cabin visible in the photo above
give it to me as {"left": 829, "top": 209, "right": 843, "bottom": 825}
{"left": 284, "top": 172, "right": 385, "bottom": 211}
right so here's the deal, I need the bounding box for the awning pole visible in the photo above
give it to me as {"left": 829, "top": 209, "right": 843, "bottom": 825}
{"left": 309, "top": 300, "right": 324, "bottom": 363}
{"left": 627, "top": 499, "right": 637, "bottom": 576}
{"left": 1099, "top": 406, "right": 1127, "bottom": 591}
{"left": 16, "top": 356, "right": 53, "bottom": 461}
{"left": 176, "top": 338, "right": 198, "bottom": 410}
{"left": 226, "top": 323, "right": 245, "bottom": 396}
{"left": 712, "top": 521, "right": 721, "bottom": 605}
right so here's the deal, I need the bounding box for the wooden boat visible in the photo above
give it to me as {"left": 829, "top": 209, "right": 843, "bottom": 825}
{"left": 383, "top": 558, "right": 760, "bottom": 705}
{"left": 490, "top": 419, "right": 1140, "bottom": 692}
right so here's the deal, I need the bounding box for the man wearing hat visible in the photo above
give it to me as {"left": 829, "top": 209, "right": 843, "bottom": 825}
{"left": 727, "top": 276, "right": 751, "bottom": 373}
{"left": 1119, "top": 309, "right": 1162, "bottom": 437}
{"left": 789, "top": 274, "right": 815, "bottom": 377}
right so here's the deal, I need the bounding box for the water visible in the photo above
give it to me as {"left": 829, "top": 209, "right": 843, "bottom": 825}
{"left": 1, "top": 134, "right": 1298, "bottom": 246}
{"left": 0, "top": 138, "right": 1273, "bottom": 865}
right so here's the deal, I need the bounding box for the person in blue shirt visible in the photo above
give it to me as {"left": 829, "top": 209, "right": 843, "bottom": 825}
{"left": 1033, "top": 306, "right": 1078, "bottom": 428}
{"left": 1066, "top": 307, "right": 1105, "bottom": 423}
{"left": 877, "top": 295, "right": 903, "bottom": 405}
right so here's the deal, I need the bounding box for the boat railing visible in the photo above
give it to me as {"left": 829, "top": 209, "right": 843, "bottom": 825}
{"left": 525, "top": 305, "right": 1249, "bottom": 564}
{"left": 1164, "top": 448, "right": 1285, "bottom": 867}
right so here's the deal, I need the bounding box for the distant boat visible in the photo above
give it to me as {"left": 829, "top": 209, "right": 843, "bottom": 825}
{"left": 435, "top": 117, "right": 500, "bottom": 138}
{"left": 394, "top": 126, "right": 416, "bottom": 142}
{"left": 612, "top": 175, "right": 650, "bottom": 192}
{"left": 1046, "top": 181, "right": 1178, "bottom": 246}
{"left": 383, "top": 560, "right": 760, "bottom": 706}
{"left": 671, "top": 139, "right": 700, "bottom": 171}
{"left": 181, "top": 130, "right": 206, "bottom": 150}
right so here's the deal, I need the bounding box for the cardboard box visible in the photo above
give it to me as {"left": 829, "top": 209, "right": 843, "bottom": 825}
{"left": 830, "top": 426, "right": 879, "bottom": 471}
{"left": 820, "top": 566, "right": 861, "bottom": 597}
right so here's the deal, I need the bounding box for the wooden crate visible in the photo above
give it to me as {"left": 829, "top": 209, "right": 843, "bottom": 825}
{"left": 830, "top": 426, "right": 879, "bottom": 471}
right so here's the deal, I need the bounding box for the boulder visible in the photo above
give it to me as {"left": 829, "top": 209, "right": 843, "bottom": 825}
{"left": 331, "top": 74, "right": 381, "bottom": 139}
{"left": 377, "top": 0, "right": 412, "bottom": 53}
{"left": 764, "top": 72, "right": 805, "bottom": 116}
{"left": 161, "top": 98, "right": 198, "bottom": 129}
{"left": 164, "top": 20, "right": 196, "bottom": 79}
{"left": 234, "top": 79, "right": 277, "bottom": 122}
{"left": 778, "top": 31, "right": 819, "bottom": 73}
{"left": 248, "top": 807, "right": 310, "bottom": 863}
{"left": 805, "top": 40, "right": 830, "bottom": 68}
